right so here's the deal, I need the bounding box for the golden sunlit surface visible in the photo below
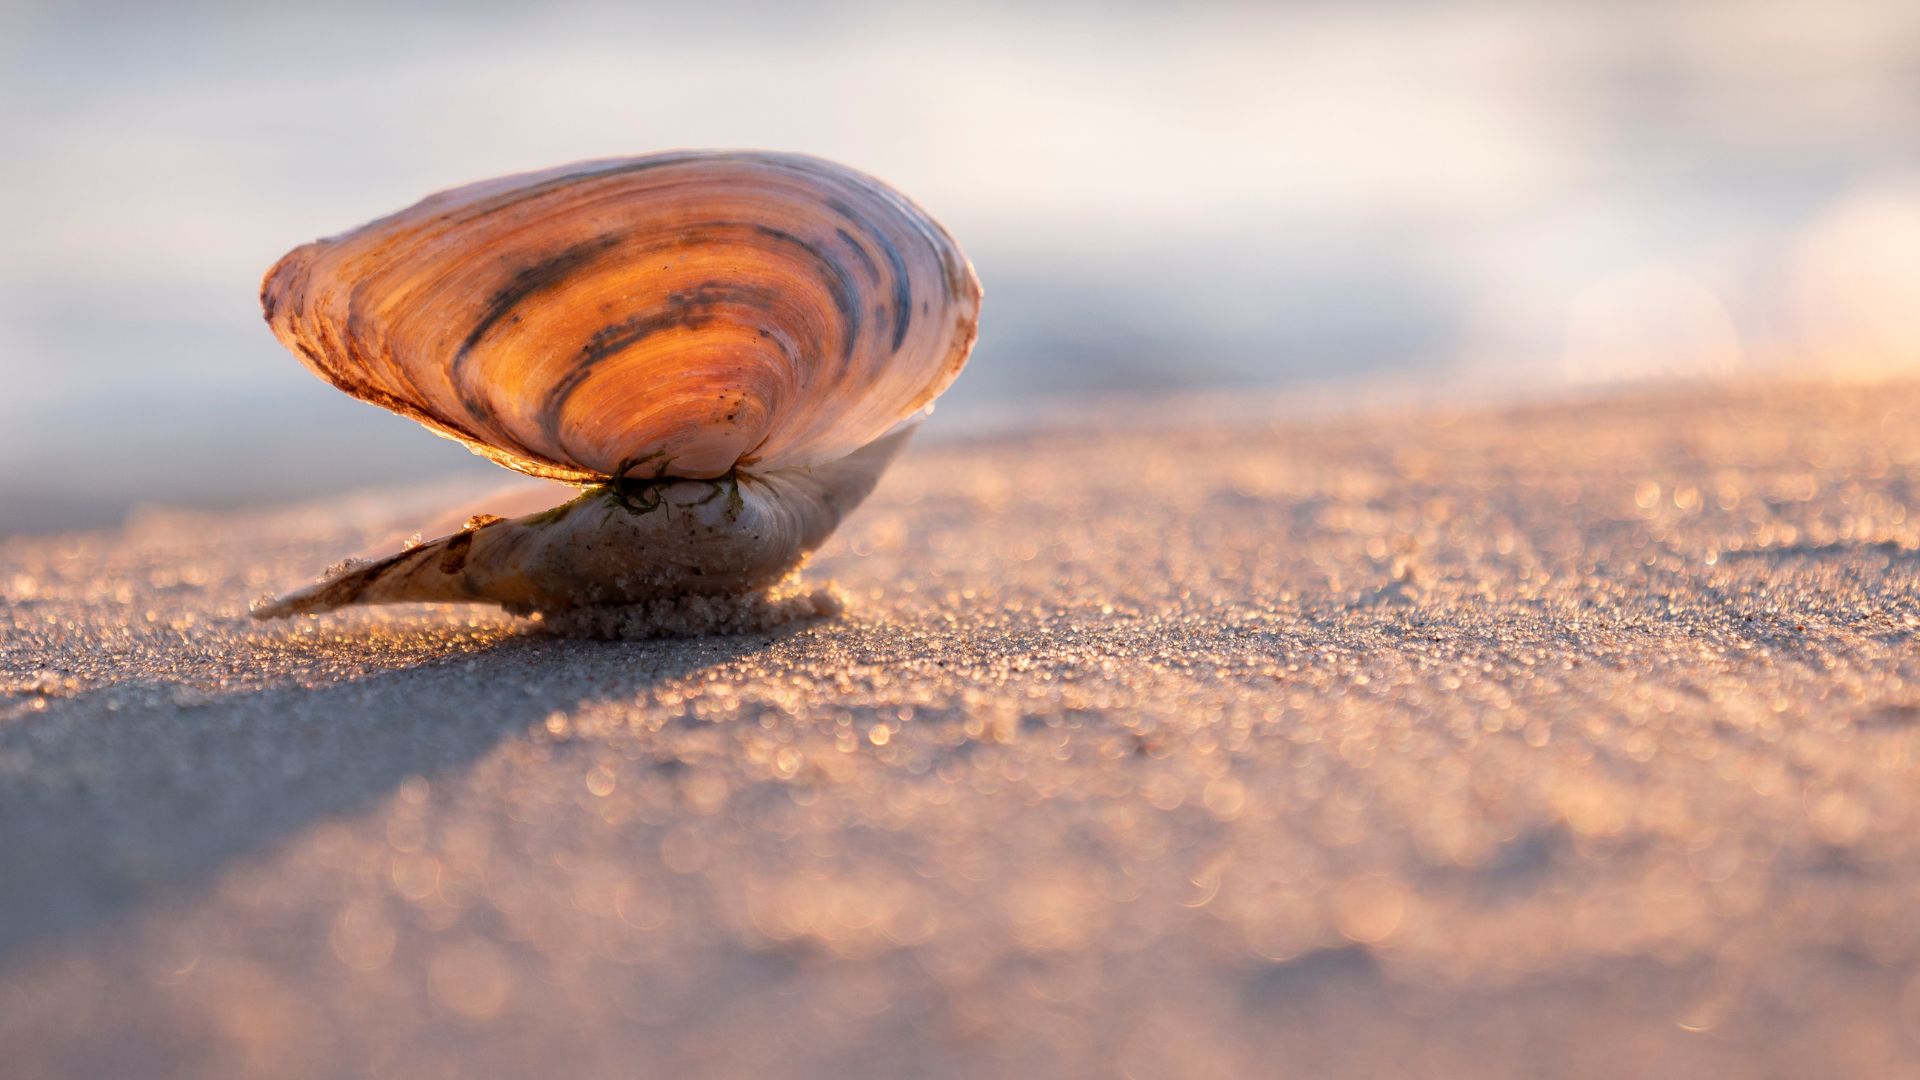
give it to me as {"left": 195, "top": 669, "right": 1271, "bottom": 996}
{"left": 262, "top": 152, "right": 978, "bottom": 485}
{"left": 4, "top": 379, "right": 1919, "bottom": 1077}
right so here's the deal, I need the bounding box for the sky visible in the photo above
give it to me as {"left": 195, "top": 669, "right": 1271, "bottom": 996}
{"left": 3, "top": 0, "right": 1917, "bottom": 532}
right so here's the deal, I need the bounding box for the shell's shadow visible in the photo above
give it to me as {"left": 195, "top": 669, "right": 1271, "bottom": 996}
{"left": 0, "top": 628, "right": 780, "bottom": 970}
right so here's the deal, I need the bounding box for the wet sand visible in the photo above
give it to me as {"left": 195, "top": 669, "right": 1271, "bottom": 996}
{"left": 4, "top": 379, "right": 1920, "bottom": 1078}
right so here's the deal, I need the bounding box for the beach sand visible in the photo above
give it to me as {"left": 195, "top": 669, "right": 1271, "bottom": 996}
{"left": 4, "top": 379, "right": 1919, "bottom": 1078}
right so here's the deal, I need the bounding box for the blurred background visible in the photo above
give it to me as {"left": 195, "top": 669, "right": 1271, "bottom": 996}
{"left": 2, "top": 0, "right": 1917, "bottom": 535}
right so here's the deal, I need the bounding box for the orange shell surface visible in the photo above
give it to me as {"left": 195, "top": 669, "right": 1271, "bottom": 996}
{"left": 262, "top": 151, "right": 980, "bottom": 482}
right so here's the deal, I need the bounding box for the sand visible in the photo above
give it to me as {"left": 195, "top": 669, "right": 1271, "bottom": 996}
{"left": 3, "top": 379, "right": 1919, "bottom": 1079}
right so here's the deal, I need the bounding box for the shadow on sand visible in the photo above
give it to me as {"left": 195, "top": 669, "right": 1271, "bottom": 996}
{"left": 0, "top": 628, "right": 787, "bottom": 969}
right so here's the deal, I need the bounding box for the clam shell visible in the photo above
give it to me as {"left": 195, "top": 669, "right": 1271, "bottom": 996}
{"left": 254, "top": 152, "right": 979, "bottom": 624}
{"left": 262, "top": 150, "right": 980, "bottom": 482}
{"left": 252, "top": 425, "right": 916, "bottom": 619}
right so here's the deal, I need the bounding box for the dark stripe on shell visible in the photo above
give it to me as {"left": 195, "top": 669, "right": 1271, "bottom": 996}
{"left": 749, "top": 224, "right": 860, "bottom": 366}
{"left": 452, "top": 233, "right": 626, "bottom": 389}
{"left": 834, "top": 226, "right": 881, "bottom": 282}
{"left": 828, "top": 197, "right": 912, "bottom": 352}
{"left": 435, "top": 221, "right": 865, "bottom": 472}
{"left": 445, "top": 152, "right": 709, "bottom": 226}
{"left": 534, "top": 282, "right": 781, "bottom": 457}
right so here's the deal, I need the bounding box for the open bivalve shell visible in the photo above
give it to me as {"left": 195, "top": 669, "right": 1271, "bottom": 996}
{"left": 252, "top": 150, "right": 980, "bottom": 623}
